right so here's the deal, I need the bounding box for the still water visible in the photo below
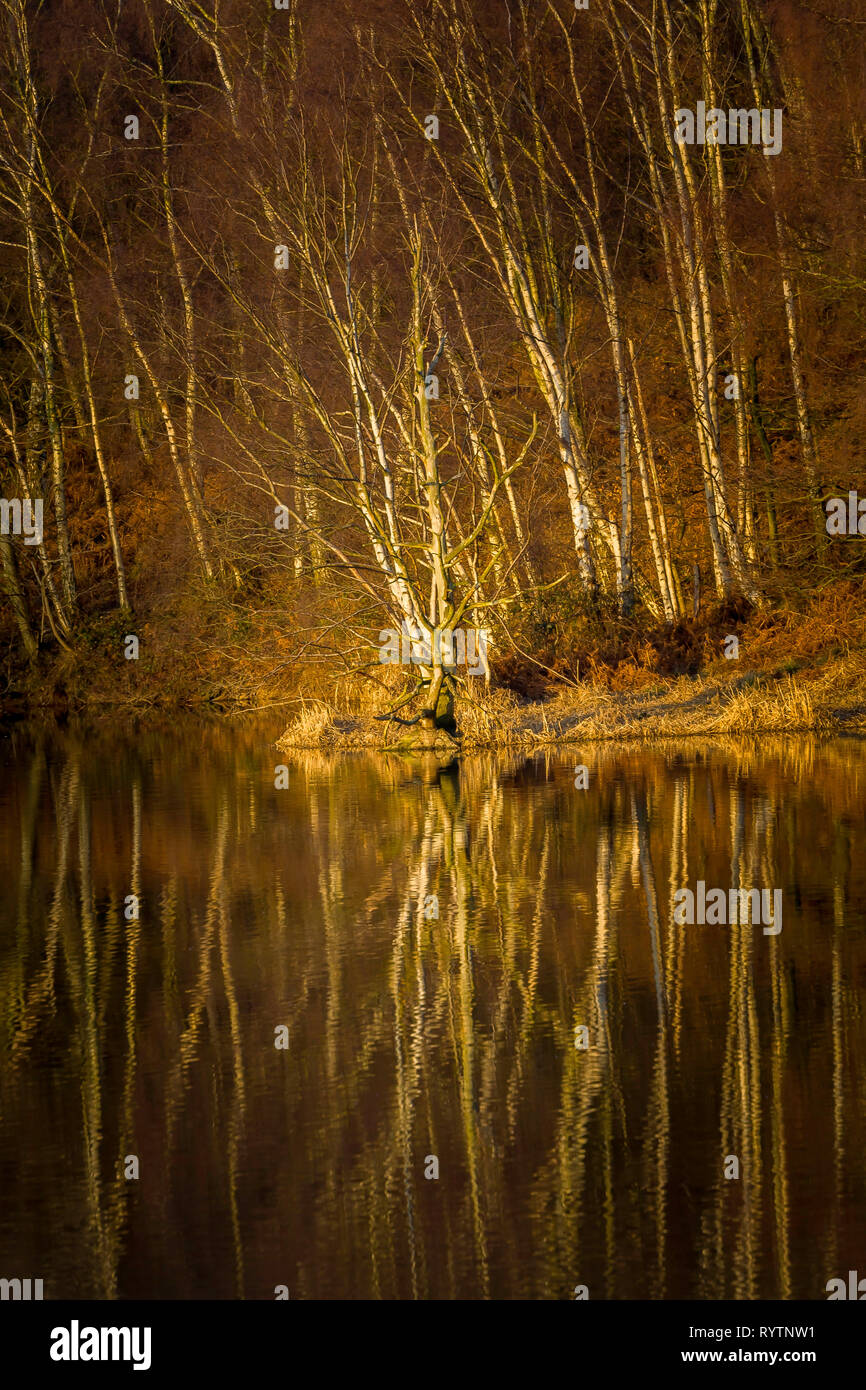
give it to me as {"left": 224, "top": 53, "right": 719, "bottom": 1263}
{"left": 1, "top": 719, "right": 864, "bottom": 1300}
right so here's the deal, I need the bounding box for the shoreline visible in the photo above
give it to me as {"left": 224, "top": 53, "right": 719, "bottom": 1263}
{"left": 277, "top": 654, "right": 866, "bottom": 750}
{"left": 3, "top": 652, "right": 865, "bottom": 750}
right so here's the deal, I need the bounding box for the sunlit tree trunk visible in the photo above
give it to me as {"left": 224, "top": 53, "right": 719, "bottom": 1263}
{"left": 0, "top": 532, "right": 38, "bottom": 661}
{"left": 740, "top": 0, "right": 823, "bottom": 551}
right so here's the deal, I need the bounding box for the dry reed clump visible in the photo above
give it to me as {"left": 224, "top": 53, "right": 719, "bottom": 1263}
{"left": 277, "top": 666, "right": 420, "bottom": 748}
{"left": 330, "top": 661, "right": 408, "bottom": 715}
{"left": 278, "top": 701, "right": 338, "bottom": 748}
{"left": 706, "top": 675, "right": 824, "bottom": 733}
{"left": 457, "top": 687, "right": 521, "bottom": 745}
{"left": 811, "top": 649, "right": 866, "bottom": 699}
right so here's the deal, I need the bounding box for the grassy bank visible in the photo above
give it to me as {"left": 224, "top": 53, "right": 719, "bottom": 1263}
{"left": 274, "top": 584, "right": 866, "bottom": 748}
{"left": 5, "top": 580, "right": 866, "bottom": 747}
{"left": 277, "top": 651, "right": 866, "bottom": 750}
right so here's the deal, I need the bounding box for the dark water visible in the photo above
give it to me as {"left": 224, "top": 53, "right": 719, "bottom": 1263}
{"left": 1, "top": 720, "right": 865, "bottom": 1300}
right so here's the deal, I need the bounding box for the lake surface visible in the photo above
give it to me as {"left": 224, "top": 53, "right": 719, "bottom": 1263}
{"left": 1, "top": 720, "right": 864, "bottom": 1300}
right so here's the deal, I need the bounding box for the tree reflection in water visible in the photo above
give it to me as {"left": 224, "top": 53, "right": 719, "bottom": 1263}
{"left": 0, "top": 724, "right": 864, "bottom": 1299}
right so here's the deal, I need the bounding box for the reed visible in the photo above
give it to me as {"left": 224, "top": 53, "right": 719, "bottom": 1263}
{"left": 277, "top": 659, "right": 866, "bottom": 749}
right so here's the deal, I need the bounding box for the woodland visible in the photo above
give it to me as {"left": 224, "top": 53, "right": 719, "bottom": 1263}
{"left": 0, "top": 0, "right": 865, "bottom": 736}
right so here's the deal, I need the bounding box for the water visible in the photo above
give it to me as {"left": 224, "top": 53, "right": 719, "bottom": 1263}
{"left": 1, "top": 720, "right": 864, "bottom": 1300}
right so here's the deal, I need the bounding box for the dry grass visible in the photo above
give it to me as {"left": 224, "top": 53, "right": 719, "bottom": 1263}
{"left": 277, "top": 587, "right": 866, "bottom": 749}
{"left": 705, "top": 676, "right": 825, "bottom": 734}
{"left": 277, "top": 652, "right": 866, "bottom": 750}
{"left": 281, "top": 701, "right": 337, "bottom": 745}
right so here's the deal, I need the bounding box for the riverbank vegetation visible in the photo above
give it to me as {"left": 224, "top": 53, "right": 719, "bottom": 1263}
{"left": 0, "top": 0, "right": 864, "bottom": 739}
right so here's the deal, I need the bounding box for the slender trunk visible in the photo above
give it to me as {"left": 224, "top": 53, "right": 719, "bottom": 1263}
{"left": 53, "top": 229, "right": 130, "bottom": 611}
{"left": 0, "top": 533, "right": 39, "bottom": 661}
{"left": 701, "top": 0, "right": 761, "bottom": 590}
{"left": 747, "top": 358, "right": 779, "bottom": 570}
{"left": 740, "top": 0, "right": 823, "bottom": 552}
{"left": 11, "top": 3, "right": 77, "bottom": 616}
{"left": 628, "top": 338, "right": 681, "bottom": 617}
{"left": 103, "top": 230, "right": 213, "bottom": 579}
{"left": 24, "top": 161, "right": 76, "bottom": 614}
